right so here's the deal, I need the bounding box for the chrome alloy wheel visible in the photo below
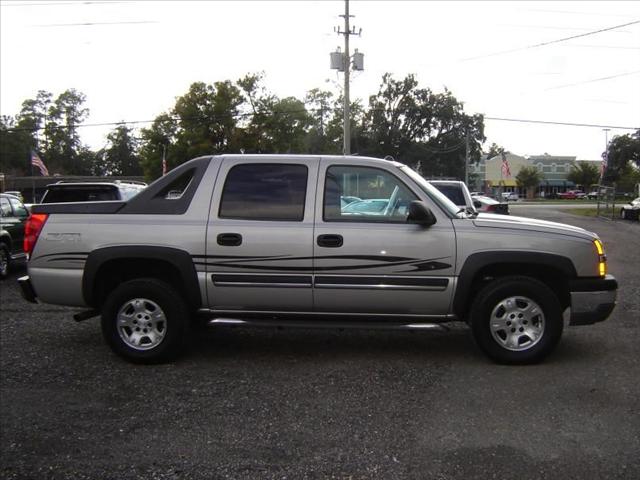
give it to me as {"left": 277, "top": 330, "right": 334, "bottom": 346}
{"left": 116, "top": 298, "right": 167, "bottom": 351}
{"left": 489, "top": 296, "right": 545, "bottom": 351}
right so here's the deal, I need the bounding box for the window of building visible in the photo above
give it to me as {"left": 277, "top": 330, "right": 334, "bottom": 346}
{"left": 219, "top": 164, "right": 308, "bottom": 221}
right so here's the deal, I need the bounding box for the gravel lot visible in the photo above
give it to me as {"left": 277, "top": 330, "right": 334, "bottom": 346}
{"left": 1, "top": 208, "right": 639, "bottom": 480}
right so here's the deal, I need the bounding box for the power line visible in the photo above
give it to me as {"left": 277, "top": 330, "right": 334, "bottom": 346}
{"left": 3, "top": 110, "right": 637, "bottom": 135}
{"left": 484, "top": 117, "right": 638, "bottom": 130}
{"left": 461, "top": 19, "right": 640, "bottom": 62}
{"left": 32, "top": 20, "right": 158, "bottom": 27}
{"left": 543, "top": 70, "right": 640, "bottom": 91}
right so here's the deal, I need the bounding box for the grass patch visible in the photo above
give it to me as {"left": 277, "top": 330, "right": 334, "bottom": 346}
{"left": 567, "top": 207, "right": 616, "bottom": 218}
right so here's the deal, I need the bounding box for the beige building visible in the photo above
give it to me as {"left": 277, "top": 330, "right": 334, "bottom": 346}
{"left": 484, "top": 153, "right": 529, "bottom": 191}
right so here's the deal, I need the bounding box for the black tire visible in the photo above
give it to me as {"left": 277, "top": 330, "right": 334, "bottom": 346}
{"left": 469, "top": 276, "right": 563, "bottom": 365}
{"left": 0, "top": 245, "right": 10, "bottom": 279}
{"left": 101, "top": 278, "right": 190, "bottom": 364}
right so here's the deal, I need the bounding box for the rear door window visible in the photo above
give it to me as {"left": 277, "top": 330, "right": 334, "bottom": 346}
{"left": 219, "top": 164, "right": 308, "bottom": 221}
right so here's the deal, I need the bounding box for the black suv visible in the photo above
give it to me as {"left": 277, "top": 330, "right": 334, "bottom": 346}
{"left": 40, "top": 181, "right": 146, "bottom": 204}
{"left": 0, "top": 193, "right": 29, "bottom": 279}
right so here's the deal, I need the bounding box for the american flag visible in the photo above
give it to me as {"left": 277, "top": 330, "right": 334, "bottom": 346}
{"left": 501, "top": 152, "right": 511, "bottom": 177}
{"left": 31, "top": 151, "right": 49, "bottom": 176}
{"left": 600, "top": 151, "right": 608, "bottom": 178}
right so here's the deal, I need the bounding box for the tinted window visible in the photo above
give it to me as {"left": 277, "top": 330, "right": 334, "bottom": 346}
{"left": 43, "top": 186, "right": 120, "bottom": 203}
{"left": 324, "top": 166, "right": 417, "bottom": 222}
{"left": 219, "top": 164, "right": 308, "bottom": 221}
{"left": 431, "top": 184, "right": 465, "bottom": 206}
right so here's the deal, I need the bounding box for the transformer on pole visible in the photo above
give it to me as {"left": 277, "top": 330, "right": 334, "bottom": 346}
{"left": 330, "top": 0, "right": 364, "bottom": 155}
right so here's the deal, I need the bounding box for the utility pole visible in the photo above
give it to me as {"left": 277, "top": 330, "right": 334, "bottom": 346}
{"left": 342, "top": 0, "right": 351, "bottom": 155}
{"left": 330, "top": 0, "right": 363, "bottom": 156}
{"left": 464, "top": 129, "right": 470, "bottom": 186}
{"left": 601, "top": 128, "right": 610, "bottom": 184}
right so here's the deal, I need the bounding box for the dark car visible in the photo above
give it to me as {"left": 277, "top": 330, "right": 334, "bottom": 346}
{"left": 40, "top": 181, "right": 146, "bottom": 204}
{"left": 620, "top": 197, "right": 640, "bottom": 221}
{"left": 0, "top": 193, "right": 29, "bottom": 278}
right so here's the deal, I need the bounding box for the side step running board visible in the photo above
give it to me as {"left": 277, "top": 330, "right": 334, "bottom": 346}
{"left": 208, "top": 317, "right": 449, "bottom": 332}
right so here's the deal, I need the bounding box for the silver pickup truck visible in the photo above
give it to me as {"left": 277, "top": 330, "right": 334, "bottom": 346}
{"left": 19, "top": 155, "right": 617, "bottom": 364}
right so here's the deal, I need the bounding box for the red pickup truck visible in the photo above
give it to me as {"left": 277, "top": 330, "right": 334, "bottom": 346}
{"left": 558, "top": 190, "right": 586, "bottom": 200}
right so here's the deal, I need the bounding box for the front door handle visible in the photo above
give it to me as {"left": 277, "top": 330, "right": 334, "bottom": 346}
{"left": 317, "top": 234, "right": 343, "bottom": 248}
{"left": 217, "top": 233, "right": 242, "bottom": 246}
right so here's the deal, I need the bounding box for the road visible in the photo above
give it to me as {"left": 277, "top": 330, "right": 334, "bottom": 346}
{"left": 1, "top": 207, "right": 639, "bottom": 480}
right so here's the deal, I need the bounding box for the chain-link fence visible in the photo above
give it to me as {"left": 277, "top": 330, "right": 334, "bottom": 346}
{"left": 596, "top": 185, "right": 616, "bottom": 220}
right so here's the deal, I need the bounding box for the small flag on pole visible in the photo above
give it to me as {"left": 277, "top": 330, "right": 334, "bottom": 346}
{"left": 31, "top": 150, "right": 49, "bottom": 176}
{"left": 501, "top": 152, "right": 511, "bottom": 178}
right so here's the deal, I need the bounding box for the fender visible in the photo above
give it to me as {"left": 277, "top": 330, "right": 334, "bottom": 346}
{"left": 453, "top": 251, "right": 577, "bottom": 318}
{"left": 83, "top": 245, "right": 201, "bottom": 310}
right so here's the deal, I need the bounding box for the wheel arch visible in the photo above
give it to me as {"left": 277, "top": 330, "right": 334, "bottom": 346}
{"left": 83, "top": 246, "right": 201, "bottom": 311}
{"left": 454, "top": 251, "right": 577, "bottom": 321}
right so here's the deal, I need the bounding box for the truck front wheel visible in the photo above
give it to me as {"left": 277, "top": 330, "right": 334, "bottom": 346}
{"left": 470, "top": 276, "right": 563, "bottom": 364}
{"left": 101, "top": 278, "right": 190, "bottom": 363}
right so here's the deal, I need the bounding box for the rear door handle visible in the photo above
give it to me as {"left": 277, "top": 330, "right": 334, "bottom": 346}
{"left": 317, "top": 234, "right": 343, "bottom": 248}
{"left": 217, "top": 233, "right": 242, "bottom": 246}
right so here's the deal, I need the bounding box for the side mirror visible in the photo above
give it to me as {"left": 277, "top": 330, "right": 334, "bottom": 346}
{"left": 407, "top": 201, "right": 437, "bottom": 226}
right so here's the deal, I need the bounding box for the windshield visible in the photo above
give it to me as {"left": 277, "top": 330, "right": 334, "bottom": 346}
{"left": 399, "top": 166, "right": 460, "bottom": 217}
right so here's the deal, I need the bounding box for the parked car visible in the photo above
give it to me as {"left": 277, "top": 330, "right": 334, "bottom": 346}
{"left": 0, "top": 193, "right": 29, "bottom": 278}
{"left": 586, "top": 191, "right": 599, "bottom": 200}
{"left": 39, "top": 181, "right": 146, "bottom": 204}
{"left": 557, "top": 190, "right": 586, "bottom": 200}
{"left": 341, "top": 198, "right": 389, "bottom": 215}
{"left": 620, "top": 197, "right": 640, "bottom": 221}
{"left": 472, "top": 195, "right": 509, "bottom": 215}
{"left": 428, "top": 180, "right": 475, "bottom": 213}
{"left": 4, "top": 191, "right": 24, "bottom": 203}
{"left": 501, "top": 192, "right": 519, "bottom": 202}
{"left": 340, "top": 195, "right": 361, "bottom": 209}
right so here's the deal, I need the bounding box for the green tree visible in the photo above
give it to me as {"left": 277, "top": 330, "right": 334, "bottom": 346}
{"left": 516, "top": 166, "right": 543, "bottom": 199}
{"left": 237, "top": 73, "right": 311, "bottom": 153}
{"left": 358, "top": 73, "right": 485, "bottom": 178}
{"left": 304, "top": 88, "right": 341, "bottom": 154}
{"left": 138, "top": 80, "right": 244, "bottom": 180}
{"left": 485, "top": 143, "right": 506, "bottom": 159}
{"left": 567, "top": 161, "right": 600, "bottom": 190}
{"left": 139, "top": 113, "right": 177, "bottom": 180}
{"left": 96, "top": 123, "right": 141, "bottom": 176}
{"left": 44, "top": 89, "right": 90, "bottom": 174}
{"left": 616, "top": 162, "right": 640, "bottom": 194}
{"left": 604, "top": 129, "right": 640, "bottom": 182}
{"left": 0, "top": 115, "right": 33, "bottom": 175}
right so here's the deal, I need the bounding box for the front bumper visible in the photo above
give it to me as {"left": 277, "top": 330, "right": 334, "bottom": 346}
{"left": 569, "top": 274, "right": 617, "bottom": 326}
{"left": 18, "top": 275, "right": 38, "bottom": 303}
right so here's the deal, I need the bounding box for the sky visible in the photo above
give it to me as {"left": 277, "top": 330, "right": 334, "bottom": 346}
{"left": 1, "top": 0, "right": 639, "bottom": 161}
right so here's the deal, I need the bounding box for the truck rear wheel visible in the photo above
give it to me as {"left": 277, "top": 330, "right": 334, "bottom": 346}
{"left": 101, "top": 278, "right": 190, "bottom": 363}
{"left": 470, "top": 276, "right": 563, "bottom": 364}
